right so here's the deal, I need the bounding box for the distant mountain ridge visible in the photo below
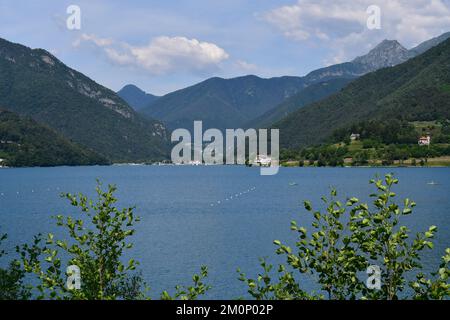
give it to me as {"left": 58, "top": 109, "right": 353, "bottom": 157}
{"left": 245, "top": 40, "right": 419, "bottom": 128}
{"left": 141, "top": 32, "right": 450, "bottom": 131}
{"left": 247, "top": 33, "right": 450, "bottom": 128}
{"left": 142, "top": 75, "right": 305, "bottom": 131}
{"left": 409, "top": 32, "right": 450, "bottom": 56}
{"left": 117, "top": 84, "right": 159, "bottom": 111}
{"left": 301, "top": 40, "right": 410, "bottom": 84}
{"left": 299, "top": 37, "right": 445, "bottom": 84}
{"left": 0, "top": 37, "right": 168, "bottom": 162}
{"left": 1, "top": 31, "right": 448, "bottom": 166}
{"left": 0, "top": 109, "right": 108, "bottom": 167}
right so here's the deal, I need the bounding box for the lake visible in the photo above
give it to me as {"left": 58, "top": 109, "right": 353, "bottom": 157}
{"left": 0, "top": 166, "right": 449, "bottom": 299}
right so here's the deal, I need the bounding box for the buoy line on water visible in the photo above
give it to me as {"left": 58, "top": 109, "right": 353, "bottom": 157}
{"left": 209, "top": 186, "right": 257, "bottom": 207}
{"left": 0, "top": 187, "right": 64, "bottom": 198}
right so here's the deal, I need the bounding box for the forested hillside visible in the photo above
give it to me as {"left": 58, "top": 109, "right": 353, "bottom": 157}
{"left": 0, "top": 109, "right": 108, "bottom": 167}
{"left": 0, "top": 38, "right": 168, "bottom": 162}
{"left": 276, "top": 38, "right": 450, "bottom": 149}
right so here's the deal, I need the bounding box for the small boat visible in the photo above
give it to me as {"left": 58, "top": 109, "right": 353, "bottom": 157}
{"left": 427, "top": 181, "right": 439, "bottom": 185}
{"left": 289, "top": 182, "right": 298, "bottom": 186}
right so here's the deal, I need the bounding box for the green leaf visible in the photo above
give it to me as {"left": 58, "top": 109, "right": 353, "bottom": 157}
{"left": 304, "top": 201, "right": 312, "bottom": 211}
{"left": 402, "top": 208, "right": 413, "bottom": 215}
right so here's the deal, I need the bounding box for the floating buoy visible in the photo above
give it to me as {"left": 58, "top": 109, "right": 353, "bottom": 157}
{"left": 208, "top": 185, "right": 257, "bottom": 208}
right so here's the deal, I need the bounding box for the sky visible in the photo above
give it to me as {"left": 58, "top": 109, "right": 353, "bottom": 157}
{"left": 1, "top": 0, "right": 450, "bottom": 95}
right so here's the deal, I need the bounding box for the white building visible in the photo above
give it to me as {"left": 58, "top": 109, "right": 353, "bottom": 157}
{"left": 418, "top": 135, "right": 431, "bottom": 146}
{"left": 350, "top": 133, "right": 361, "bottom": 141}
{"left": 255, "top": 155, "right": 272, "bottom": 167}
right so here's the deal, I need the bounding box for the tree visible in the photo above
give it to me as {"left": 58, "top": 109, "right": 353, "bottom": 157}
{"left": 17, "top": 181, "right": 210, "bottom": 300}
{"left": 352, "top": 151, "right": 369, "bottom": 166}
{"left": 240, "top": 174, "right": 449, "bottom": 300}
{"left": 349, "top": 175, "right": 442, "bottom": 299}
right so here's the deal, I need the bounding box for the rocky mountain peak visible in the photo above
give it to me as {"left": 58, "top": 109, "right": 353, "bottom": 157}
{"left": 352, "top": 39, "right": 411, "bottom": 70}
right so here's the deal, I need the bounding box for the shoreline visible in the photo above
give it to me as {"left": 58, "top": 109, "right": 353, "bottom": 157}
{"left": 1, "top": 163, "right": 450, "bottom": 169}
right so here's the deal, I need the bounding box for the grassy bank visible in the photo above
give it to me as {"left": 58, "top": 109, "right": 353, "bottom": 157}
{"left": 281, "top": 156, "right": 450, "bottom": 168}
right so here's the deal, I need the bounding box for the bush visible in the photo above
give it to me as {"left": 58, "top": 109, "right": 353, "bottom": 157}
{"left": 2, "top": 181, "right": 210, "bottom": 300}
{"left": 0, "top": 233, "right": 30, "bottom": 300}
{"left": 240, "top": 174, "right": 449, "bottom": 300}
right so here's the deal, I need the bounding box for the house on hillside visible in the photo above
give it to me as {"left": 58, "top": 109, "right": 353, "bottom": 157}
{"left": 350, "top": 133, "right": 361, "bottom": 141}
{"left": 418, "top": 135, "right": 431, "bottom": 146}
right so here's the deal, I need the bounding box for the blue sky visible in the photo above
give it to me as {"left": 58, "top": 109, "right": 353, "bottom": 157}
{"left": 1, "top": 0, "right": 450, "bottom": 95}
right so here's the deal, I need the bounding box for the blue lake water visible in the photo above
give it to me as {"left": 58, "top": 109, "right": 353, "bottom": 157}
{"left": 0, "top": 166, "right": 449, "bottom": 299}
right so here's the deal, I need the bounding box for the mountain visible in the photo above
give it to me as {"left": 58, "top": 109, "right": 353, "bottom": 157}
{"left": 142, "top": 75, "right": 306, "bottom": 131}
{"left": 247, "top": 78, "right": 354, "bottom": 128}
{"left": 297, "top": 40, "right": 411, "bottom": 85}
{"left": 117, "top": 84, "right": 159, "bottom": 111}
{"left": 0, "top": 109, "right": 108, "bottom": 167}
{"left": 249, "top": 33, "right": 450, "bottom": 129}
{"left": 0, "top": 37, "right": 168, "bottom": 162}
{"left": 303, "top": 34, "right": 450, "bottom": 84}
{"left": 352, "top": 40, "right": 412, "bottom": 72}
{"left": 141, "top": 35, "right": 449, "bottom": 132}
{"left": 275, "top": 38, "right": 450, "bottom": 149}
{"left": 244, "top": 40, "right": 412, "bottom": 128}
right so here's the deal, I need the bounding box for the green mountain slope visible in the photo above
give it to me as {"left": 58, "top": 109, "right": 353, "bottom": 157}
{"left": 247, "top": 78, "right": 354, "bottom": 128}
{"left": 0, "top": 38, "right": 168, "bottom": 162}
{"left": 142, "top": 75, "right": 306, "bottom": 130}
{"left": 276, "top": 38, "right": 450, "bottom": 149}
{"left": 0, "top": 109, "right": 108, "bottom": 167}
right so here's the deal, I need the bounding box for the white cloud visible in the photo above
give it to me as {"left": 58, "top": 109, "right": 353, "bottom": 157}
{"left": 263, "top": 0, "right": 450, "bottom": 62}
{"left": 235, "top": 60, "right": 259, "bottom": 72}
{"left": 75, "top": 34, "right": 229, "bottom": 75}
{"left": 73, "top": 34, "right": 114, "bottom": 47}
